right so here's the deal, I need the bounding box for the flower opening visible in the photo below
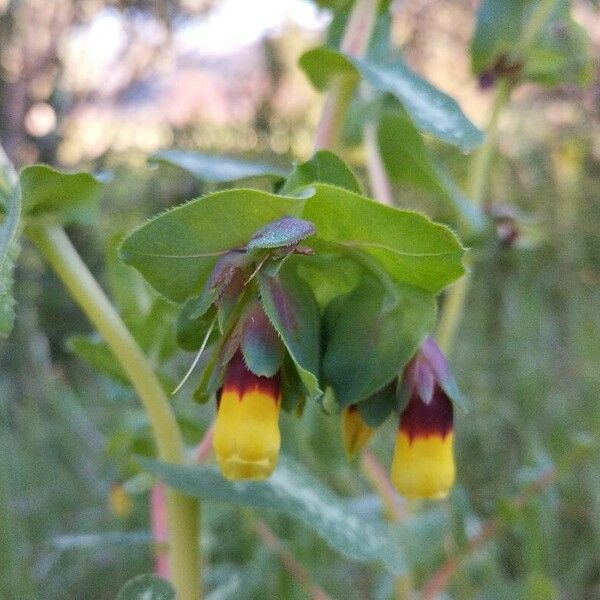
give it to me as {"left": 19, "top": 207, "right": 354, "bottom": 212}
{"left": 391, "top": 339, "right": 456, "bottom": 500}
{"left": 213, "top": 351, "right": 281, "bottom": 480}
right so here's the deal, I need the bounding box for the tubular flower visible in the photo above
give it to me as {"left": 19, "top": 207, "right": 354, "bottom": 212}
{"left": 391, "top": 338, "right": 456, "bottom": 500}
{"left": 213, "top": 351, "right": 282, "bottom": 481}
{"left": 341, "top": 404, "right": 374, "bottom": 458}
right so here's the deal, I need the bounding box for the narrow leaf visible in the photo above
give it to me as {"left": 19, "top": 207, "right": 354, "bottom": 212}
{"left": 150, "top": 150, "right": 288, "bottom": 183}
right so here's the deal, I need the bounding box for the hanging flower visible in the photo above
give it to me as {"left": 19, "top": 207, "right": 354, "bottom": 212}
{"left": 391, "top": 337, "right": 457, "bottom": 500}
{"left": 341, "top": 404, "right": 374, "bottom": 458}
{"left": 213, "top": 350, "right": 282, "bottom": 481}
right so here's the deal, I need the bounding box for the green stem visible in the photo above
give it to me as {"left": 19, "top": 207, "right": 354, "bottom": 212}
{"left": 27, "top": 223, "right": 201, "bottom": 600}
{"left": 313, "top": 0, "right": 379, "bottom": 151}
{"left": 514, "top": 0, "right": 557, "bottom": 56}
{"left": 436, "top": 80, "right": 511, "bottom": 355}
{"left": 469, "top": 80, "right": 511, "bottom": 207}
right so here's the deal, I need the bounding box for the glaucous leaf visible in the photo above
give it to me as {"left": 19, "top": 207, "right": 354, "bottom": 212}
{"left": 49, "top": 531, "right": 152, "bottom": 551}
{"left": 150, "top": 150, "right": 287, "bottom": 183}
{"left": 138, "top": 454, "right": 409, "bottom": 575}
{"left": 322, "top": 279, "right": 435, "bottom": 407}
{"left": 0, "top": 186, "right": 20, "bottom": 337}
{"left": 300, "top": 48, "right": 483, "bottom": 151}
{"left": 278, "top": 150, "right": 362, "bottom": 195}
{"left": 116, "top": 574, "right": 175, "bottom": 600}
{"left": 19, "top": 165, "right": 103, "bottom": 224}
{"left": 258, "top": 266, "right": 321, "bottom": 400}
{"left": 246, "top": 216, "right": 315, "bottom": 250}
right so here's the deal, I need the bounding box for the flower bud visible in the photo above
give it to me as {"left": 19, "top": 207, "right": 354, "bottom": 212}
{"left": 341, "top": 405, "right": 374, "bottom": 458}
{"left": 213, "top": 351, "right": 281, "bottom": 480}
{"left": 108, "top": 484, "right": 133, "bottom": 518}
{"left": 391, "top": 338, "right": 456, "bottom": 500}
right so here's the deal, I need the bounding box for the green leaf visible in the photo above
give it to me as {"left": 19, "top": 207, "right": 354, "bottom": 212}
{"left": 246, "top": 216, "right": 315, "bottom": 250}
{"left": 471, "top": 0, "right": 592, "bottom": 87}
{"left": 323, "top": 279, "right": 436, "bottom": 407}
{"left": 150, "top": 150, "right": 288, "bottom": 184}
{"left": 471, "top": 0, "right": 526, "bottom": 75}
{"left": 67, "top": 334, "right": 129, "bottom": 385}
{"left": 377, "top": 111, "right": 485, "bottom": 232}
{"left": 258, "top": 266, "right": 321, "bottom": 400}
{"left": 357, "top": 381, "right": 398, "bottom": 428}
{"left": 302, "top": 184, "right": 465, "bottom": 294}
{"left": 19, "top": 165, "right": 103, "bottom": 224}
{"left": 279, "top": 149, "right": 363, "bottom": 195}
{"left": 116, "top": 574, "right": 175, "bottom": 600}
{"left": 177, "top": 299, "right": 218, "bottom": 352}
{"left": 241, "top": 302, "right": 284, "bottom": 377}
{"left": 121, "top": 184, "right": 465, "bottom": 304}
{"left": 300, "top": 48, "right": 483, "bottom": 151}
{"left": 105, "top": 232, "right": 153, "bottom": 323}
{"left": 0, "top": 186, "right": 20, "bottom": 337}
{"left": 138, "top": 454, "right": 408, "bottom": 575}
{"left": 524, "top": 8, "right": 592, "bottom": 87}
{"left": 120, "top": 189, "right": 305, "bottom": 302}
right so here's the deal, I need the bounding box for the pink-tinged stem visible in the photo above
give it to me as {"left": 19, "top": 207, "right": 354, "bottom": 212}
{"left": 360, "top": 449, "right": 407, "bottom": 522}
{"left": 151, "top": 483, "right": 170, "bottom": 579}
{"left": 252, "top": 519, "right": 333, "bottom": 600}
{"left": 421, "top": 469, "right": 556, "bottom": 599}
{"left": 195, "top": 423, "right": 215, "bottom": 463}
{"left": 363, "top": 122, "right": 395, "bottom": 206}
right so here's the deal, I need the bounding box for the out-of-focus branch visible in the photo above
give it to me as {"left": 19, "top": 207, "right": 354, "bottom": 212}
{"left": 363, "top": 122, "right": 395, "bottom": 205}
{"left": 421, "top": 468, "right": 557, "bottom": 600}
{"left": 252, "top": 519, "right": 333, "bottom": 600}
{"left": 314, "top": 0, "right": 379, "bottom": 151}
{"left": 435, "top": 80, "right": 512, "bottom": 355}
{"left": 360, "top": 449, "right": 406, "bottom": 521}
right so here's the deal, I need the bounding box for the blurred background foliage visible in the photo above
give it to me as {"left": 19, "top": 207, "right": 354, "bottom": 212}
{"left": 1, "top": 0, "right": 600, "bottom": 598}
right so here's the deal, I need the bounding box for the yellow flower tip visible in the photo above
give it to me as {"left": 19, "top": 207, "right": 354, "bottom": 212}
{"left": 108, "top": 484, "right": 134, "bottom": 518}
{"left": 213, "top": 352, "right": 282, "bottom": 481}
{"left": 341, "top": 405, "right": 374, "bottom": 458}
{"left": 391, "top": 431, "right": 455, "bottom": 500}
{"left": 391, "top": 384, "right": 455, "bottom": 500}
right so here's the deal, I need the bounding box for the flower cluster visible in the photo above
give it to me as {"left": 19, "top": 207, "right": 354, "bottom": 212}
{"left": 341, "top": 337, "right": 458, "bottom": 500}
{"left": 184, "top": 217, "right": 462, "bottom": 500}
